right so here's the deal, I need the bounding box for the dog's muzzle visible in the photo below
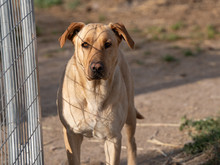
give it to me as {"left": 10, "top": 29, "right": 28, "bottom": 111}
{"left": 89, "top": 61, "right": 104, "bottom": 80}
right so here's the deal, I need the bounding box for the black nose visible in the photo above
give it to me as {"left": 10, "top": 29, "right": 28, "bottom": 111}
{"left": 90, "top": 62, "right": 104, "bottom": 73}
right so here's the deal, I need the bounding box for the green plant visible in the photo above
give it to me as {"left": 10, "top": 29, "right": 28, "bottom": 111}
{"left": 162, "top": 33, "right": 180, "bottom": 41}
{"left": 162, "top": 55, "right": 177, "bottom": 62}
{"left": 171, "top": 45, "right": 181, "bottom": 49}
{"left": 36, "top": 26, "right": 42, "bottom": 36}
{"left": 52, "top": 30, "right": 59, "bottom": 34}
{"left": 85, "top": 19, "right": 93, "bottom": 24}
{"left": 147, "top": 26, "right": 164, "bottom": 34}
{"left": 207, "top": 25, "right": 217, "bottom": 39}
{"left": 44, "top": 53, "right": 53, "bottom": 58}
{"left": 146, "top": 26, "right": 165, "bottom": 40}
{"left": 184, "top": 129, "right": 220, "bottom": 154}
{"left": 67, "top": 0, "right": 80, "bottom": 10}
{"left": 34, "top": 0, "right": 62, "bottom": 8}
{"left": 131, "top": 28, "right": 142, "bottom": 33}
{"left": 144, "top": 50, "right": 151, "bottom": 56}
{"left": 152, "top": 35, "right": 159, "bottom": 41}
{"left": 171, "top": 21, "right": 184, "bottom": 31}
{"left": 134, "top": 59, "right": 145, "bottom": 65}
{"left": 192, "top": 25, "right": 201, "bottom": 32}
{"left": 190, "top": 32, "right": 205, "bottom": 40}
{"left": 196, "top": 46, "right": 203, "bottom": 54}
{"left": 180, "top": 116, "right": 220, "bottom": 155}
{"left": 99, "top": 15, "right": 106, "bottom": 22}
{"left": 183, "top": 49, "right": 194, "bottom": 57}
{"left": 203, "top": 143, "right": 220, "bottom": 165}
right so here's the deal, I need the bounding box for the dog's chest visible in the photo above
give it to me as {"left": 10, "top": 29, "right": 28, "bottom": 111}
{"left": 75, "top": 117, "right": 110, "bottom": 139}
{"left": 64, "top": 97, "right": 113, "bottom": 139}
{"left": 63, "top": 76, "right": 121, "bottom": 139}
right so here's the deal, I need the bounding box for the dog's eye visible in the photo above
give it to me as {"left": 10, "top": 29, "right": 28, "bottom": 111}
{"left": 82, "top": 42, "right": 89, "bottom": 48}
{"left": 104, "top": 42, "right": 111, "bottom": 49}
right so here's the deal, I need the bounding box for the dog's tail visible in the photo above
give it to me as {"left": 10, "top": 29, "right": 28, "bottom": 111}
{"left": 136, "top": 108, "right": 144, "bottom": 119}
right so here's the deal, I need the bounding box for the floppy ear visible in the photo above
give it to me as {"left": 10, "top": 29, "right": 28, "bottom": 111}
{"left": 59, "top": 22, "right": 85, "bottom": 48}
{"left": 109, "top": 23, "right": 135, "bottom": 49}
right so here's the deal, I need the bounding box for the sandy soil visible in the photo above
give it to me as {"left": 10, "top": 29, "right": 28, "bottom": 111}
{"left": 36, "top": 0, "right": 220, "bottom": 164}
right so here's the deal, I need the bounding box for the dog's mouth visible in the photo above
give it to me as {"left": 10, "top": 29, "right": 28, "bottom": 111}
{"left": 93, "top": 75, "right": 102, "bottom": 80}
{"left": 88, "top": 73, "right": 104, "bottom": 81}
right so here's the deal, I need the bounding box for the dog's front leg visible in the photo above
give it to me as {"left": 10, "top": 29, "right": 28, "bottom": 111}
{"left": 104, "top": 134, "right": 122, "bottom": 165}
{"left": 63, "top": 127, "right": 83, "bottom": 165}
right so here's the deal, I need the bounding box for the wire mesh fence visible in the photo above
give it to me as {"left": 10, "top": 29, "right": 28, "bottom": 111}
{"left": 0, "top": 0, "right": 44, "bottom": 164}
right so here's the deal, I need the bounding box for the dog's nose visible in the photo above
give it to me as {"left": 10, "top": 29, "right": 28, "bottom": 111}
{"left": 90, "top": 62, "right": 104, "bottom": 72}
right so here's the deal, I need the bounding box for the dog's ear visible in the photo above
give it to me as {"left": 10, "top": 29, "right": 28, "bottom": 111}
{"left": 59, "top": 22, "right": 85, "bottom": 48}
{"left": 109, "top": 23, "right": 135, "bottom": 49}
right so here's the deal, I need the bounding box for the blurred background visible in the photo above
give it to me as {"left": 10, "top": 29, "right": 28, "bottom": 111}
{"left": 35, "top": 0, "right": 220, "bottom": 164}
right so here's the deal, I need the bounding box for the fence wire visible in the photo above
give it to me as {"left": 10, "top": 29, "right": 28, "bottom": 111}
{"left": 0, "top": 0, "right": 44, "bottom": 164}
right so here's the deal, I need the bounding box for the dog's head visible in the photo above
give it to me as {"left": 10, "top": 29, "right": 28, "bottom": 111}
{"left": 59, "top": 22, "right": 134, "bottom": 81}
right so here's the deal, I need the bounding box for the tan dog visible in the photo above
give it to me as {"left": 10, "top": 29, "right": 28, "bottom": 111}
{"left": 57, "top": 22, "right": 144, "bottom": 165}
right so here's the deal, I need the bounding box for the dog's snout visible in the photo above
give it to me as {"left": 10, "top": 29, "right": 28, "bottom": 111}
{"left": 90, "top": 62, "right": 104, "bottom": 72}
{"left": 89, "top": 61, "right": 106, "bottom": 80}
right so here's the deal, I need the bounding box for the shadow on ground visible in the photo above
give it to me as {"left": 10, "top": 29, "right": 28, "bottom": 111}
{"left": 39, "top": 41, "right": 220, "bottom": 118}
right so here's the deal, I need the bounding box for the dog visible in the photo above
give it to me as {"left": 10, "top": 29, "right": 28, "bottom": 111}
{"left": 57, "top": 22, "right": 144, "bottom": 165}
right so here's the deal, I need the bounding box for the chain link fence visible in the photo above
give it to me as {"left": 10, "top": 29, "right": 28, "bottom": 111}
{"left": 0, "top": 0, "right": 44, "bottom": 164}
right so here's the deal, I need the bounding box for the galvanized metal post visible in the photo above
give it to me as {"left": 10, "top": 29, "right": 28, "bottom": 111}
{"left": 0, "top": 0, "right": 19, "bottom": 164}
{"left": 21, "top": 1, "right": 34, "bottom": 164}
{"left": 31, "top": 0, "right": 44, "bottom": 163}
{"left": 21, "top": 0, "right": 44, "bottom": 164}
{"left": 0, "top": 0, "right": 44, "bottom": 164}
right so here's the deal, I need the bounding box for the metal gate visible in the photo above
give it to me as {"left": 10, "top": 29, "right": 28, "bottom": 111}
{"left": 0, "top": 0, "right": 44, "bottom": 164}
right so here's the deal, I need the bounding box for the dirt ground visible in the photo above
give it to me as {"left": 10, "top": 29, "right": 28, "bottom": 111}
{"left": 35, "top": 0, "right": 220, "bottom": 164}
